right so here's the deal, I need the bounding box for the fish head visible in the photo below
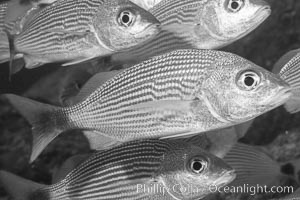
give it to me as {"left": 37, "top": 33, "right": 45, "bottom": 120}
{"left": 95, "top": 0, "right": 160, "bottom": 52}
{"left": 196, "top": 0, "right": 271, "bottom": 48}
{"left": 160, "top": 143, "right": 235, "bottom": 199}
{"left": 199, "top": 52, "right": 292, "bottom": 124}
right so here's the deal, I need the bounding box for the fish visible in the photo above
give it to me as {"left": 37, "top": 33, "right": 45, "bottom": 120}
{"left": 2, "top": 0, "right": 160, "bottom": 73}
{"left": 0, "top": 139, "right": 236, "bottom": 200}
{"left": 182, "top": 130, "right": 289, "bottom": 190}
{"left": 272, "top": 48, "right": 300, "bottom": 114}
{"left": 111, "top": 0, "right": 271, "bottom": 66}
{"left": 4, "top": 49, "right": 295, "bottom": 162}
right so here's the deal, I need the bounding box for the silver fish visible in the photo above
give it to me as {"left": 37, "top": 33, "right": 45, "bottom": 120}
{"left": 111, "top": 0, "right": 271, "bottom": 66}
{"left": 184, "top": 133, "right": 293, "bottom": 195}
{"left": 0, "top": 139, "right": 236, "bottom": 200}
{"left": 3, "top": 0, "right": 160, "bottom": 71}
{"left": 4, "top": 49, "right": 295, "bottom": 162}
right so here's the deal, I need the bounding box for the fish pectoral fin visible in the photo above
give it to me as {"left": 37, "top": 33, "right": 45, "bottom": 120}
{"left": 83, "top": 131, "right": 122, "bottom": 150}
{"left": 284, "top": 95, "right": 300, "bottom": 114}
{"left": 125, "top": 100, "right": 193, "bottom": 113}
{"left": 69, "top": 70, "right": 124, "bottom": 105}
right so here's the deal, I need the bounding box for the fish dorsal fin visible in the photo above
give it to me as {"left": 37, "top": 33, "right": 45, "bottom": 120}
{"left": 0, "top": 170, "right": 46, "bottom": 200}
{"left": 52, "top": 154, "right": 90, "bottom": 183}
{"left": 69, "top": 70, "right": 124, "bottom": 105}
{"left": 275, "top": 49, "right": 300, "bottom": 114}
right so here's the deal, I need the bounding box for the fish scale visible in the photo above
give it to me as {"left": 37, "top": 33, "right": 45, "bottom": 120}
{"left": 16, "top": 0, "right": 103, "bottom": 54}
{"left": 112, "top": 0, "right": 271, "bottom": 66}
{"left": 5, "top": 48, "right": 291, "bottom": 162}
{"left": 64, "top": 50, "right": 215, "bottom": 139}
{"left": 0, "top": 2, "right": 7, "bottom": 30}
{"left": 38, "top": 140, "right": 170, "bottom": 200}
{"left": 150, "top": 0, "right": 203, "bottom": 25}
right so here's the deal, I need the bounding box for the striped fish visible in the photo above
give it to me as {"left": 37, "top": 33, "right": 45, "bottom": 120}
{"left": 4, "top": 49, "right": 295, "bottom": 162}
{"left": 0, "top": 139, "right": 236, "bottom": 200}
{"left": 111, "top": 0, "right": 271, "bottom": 66}
{"left": 3, "top": 0, "right": 160, "bottom": 71}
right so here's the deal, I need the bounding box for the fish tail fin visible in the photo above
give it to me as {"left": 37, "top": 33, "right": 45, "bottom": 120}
{"left": 3, "top": 30, "right": 24, "bottom": 80}
{"left": 276, "top": 49, "right": 300, "bottom": 114}
{"left": 4, "top": 94, "right": 67, "bottom": 162}
{"left": 0, "top": 170, "right": 49, "bottom": 200}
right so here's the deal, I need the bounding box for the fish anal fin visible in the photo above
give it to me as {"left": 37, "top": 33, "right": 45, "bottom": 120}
{"left": 83, "top": 131, "right": 122, "bottom": 150}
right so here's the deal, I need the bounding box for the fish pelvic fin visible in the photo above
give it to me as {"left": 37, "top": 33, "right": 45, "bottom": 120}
{"left": 276, "top": 49, "right": 300, "bottom": 114}
{"left": 0, "top": 170, "right": 49, "bottom": 200}
{"left": 3, "top": 30, "right": 24, "bottom": 80}
{"left": 4, "top": 94, "right": 66, "bottom": 163}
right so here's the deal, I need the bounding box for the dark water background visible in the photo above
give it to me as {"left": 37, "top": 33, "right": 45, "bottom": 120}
{"left": 0, "top": 0, "right": 299, "bottom": 199}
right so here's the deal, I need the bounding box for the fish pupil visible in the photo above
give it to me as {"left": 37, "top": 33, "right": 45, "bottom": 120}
{"left": 122, "top": 14, "right": 130, "bottom": 24}
{"left": 192, "top": 161, "right": 203, "bottom": 172}
{"left": 231, "top": 1, "right": 239, "bottom": 10}
{"left": 244, "top": 76, "right": 255, "bottom": 87}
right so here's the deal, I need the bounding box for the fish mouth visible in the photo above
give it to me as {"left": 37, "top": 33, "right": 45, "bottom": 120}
{"left": 237, "top": 6, "right": 271, "bottom": 39}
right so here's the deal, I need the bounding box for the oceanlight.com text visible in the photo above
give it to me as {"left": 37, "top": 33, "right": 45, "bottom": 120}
{"left": 209, "top": 184, "right": 294, "bottom": 196}
{"left": 136, "top": 184, "right": 294, "bottom": 196}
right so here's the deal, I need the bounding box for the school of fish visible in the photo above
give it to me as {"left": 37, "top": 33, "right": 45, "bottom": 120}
{"left": 0, "top": 0, "right": 300, "bottom": 200}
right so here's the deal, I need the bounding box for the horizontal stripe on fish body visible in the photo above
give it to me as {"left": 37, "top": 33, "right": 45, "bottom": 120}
{"left": 0, "top": 2, "right": 7, "bottom": 30}
{"left": 150, "top": 0, "right": 204, "bottom": 25}
{"left": 34, "top": 140, "right": 181, "bottom": 199}
{"left": 112, "top": 27, "right": 197, "bottom": 64}
{"left": 63, "top": 50, "right": 220, "bottom": 139}
{"left": 15, "top": 0, "right": 106, "bottom": 55}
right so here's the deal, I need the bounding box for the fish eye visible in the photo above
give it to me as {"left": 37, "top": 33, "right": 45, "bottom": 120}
{"left": 227, "top": 0, "right": 244, "bottom": 12}
{"left": 189, "top": 158, "right": 208, "bottom": 174}
{"left": 118, "top": 10, "right": 135, "bottom": 27}
{"left": 237, "top": 71, "right": 261, "bottom": 91}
